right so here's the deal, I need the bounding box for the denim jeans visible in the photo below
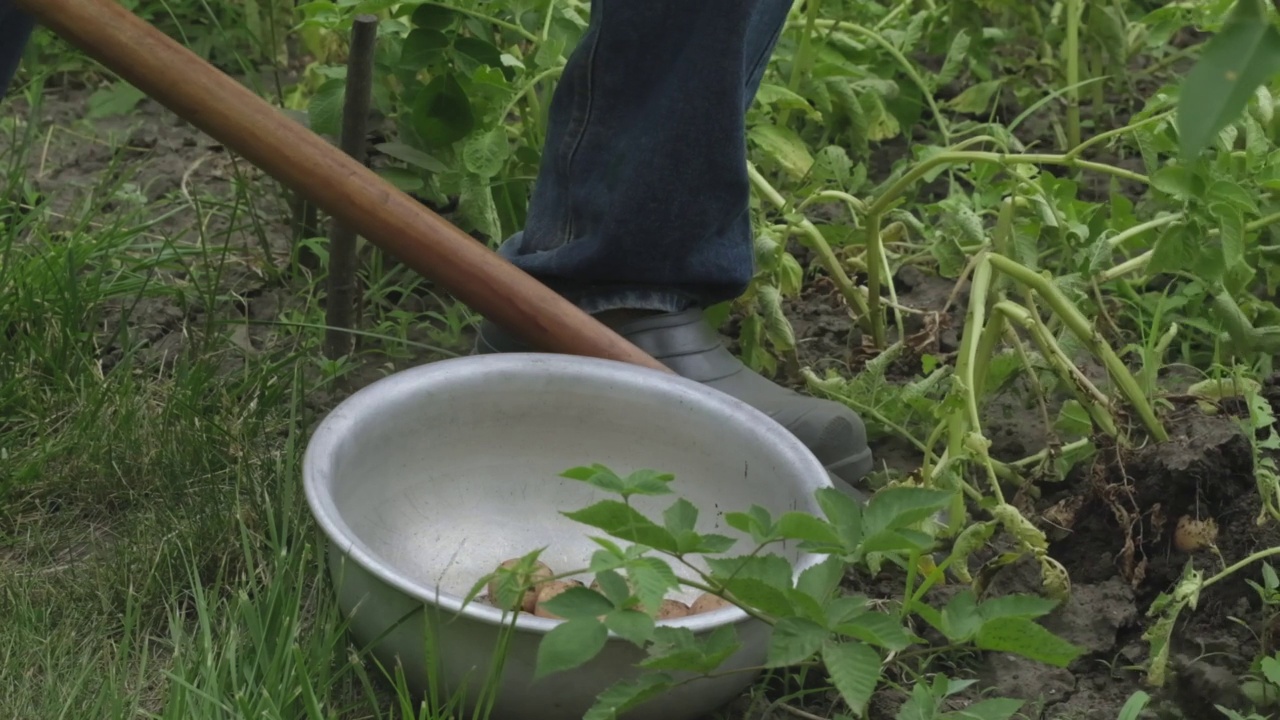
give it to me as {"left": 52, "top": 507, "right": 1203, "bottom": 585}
{"left": 0, "top": 0, "right": 789, "bottom": 313}
{"left": 0, "top": 3, "right": 34, "bottom": 96}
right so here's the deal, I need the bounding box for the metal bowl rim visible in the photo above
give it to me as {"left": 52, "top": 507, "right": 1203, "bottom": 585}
{"left": 303, "top": 352, "right": 834, "bottom": 635}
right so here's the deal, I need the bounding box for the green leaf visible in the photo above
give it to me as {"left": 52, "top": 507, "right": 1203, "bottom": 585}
{"left": 376, "top": 167, "right": 424, "bottom": 192}
{"left": 940, "top": 590, "right": 983, "bottom": 642}
{"left": 1177, "top": 0, "right": 1280, "bottom": 159}
{"left": 1115, "top": 691, "right": 1152, "bottom": 720}
{"left": 767, "top": 617, "right": 828, "bottom": 667}
{"left": 777, "top": 512, "right": 844, "bottom": 546}
{"left": 1150, "top": 166, "right": 1197, "bottom": 201}
{"left": 1262, "top": 655, "right": 1280, "bottom": 687}
{"left": 897, "top": 682, "right": 939, "bottom": 720}
{"left": 411, "top": 4, "right": 455, "bottom": 30}
{"left": 952, "top": 697, "right": 1025, "bottom": 720}
{"left": 936, "top": 30, "right": 970, "bottom": 88}
{"left": 307, "top": 78, "right": 346, "bottom": 137}
{"left": 797, "top": 557, "right": 845, "bottom": 603}
{"left": 456, "top": 174, "right": 501, "bottom": 241}
{"left": 455, "top": 36, "right": 506, "bottom": 72}
{"left": 721, "top": 577, "right": 796, "bottom": 618}
{"left": 815, "top": 487, "right": 863, "bottom": 551}
{"left": 811, "top": 145, "right": 853, "bottom": 186}
{"left": 462, "top": 127, "right": 509, "bottom": 178}
{"left": 778, "top": 253, "right": 805, "bottom": 296}
{"left": 975, "top": 617, "right": 1083, "bottom": 667}
{"left": 563, "top": 501, "right": 680, "bottom": 552}
{"left": 758, "top": 285, "right": 796, "bottom": 352}
{"left": 374, "top": 141, "right": 448, "bottom": 173}
{"left": 826, "top": 595, "right": 869, "bottom": 627}
{"left": 583, "top": 674, "right": 674, "bottom": 720}
{"left": 412, "top": 74, "right": 475, "bottom": 147}
{"left": 401, "top": 28, "right": 449, "bottom": 68}
{"left": 945, "top": 80, "right": 1003, "bottom": 114}
{"left": 724, "top": 505, "right": 777, "bottom": 544}
{"left": 604, "top": 609, "right": 655, "bottom": 646}
{"left": 539, "top": 587, "right": 615, "bottom": 620}
{"left": 1054, "top": 400, "right": 1093, "bottom": 437}
{"left": 864, "top": 487, "right": 952, "bottom": 536}
{"left": 535, "top": 618, "right": 609, "bottom": 679}
{"left": 562, "top": 465, "right": 627, "bottom": 494}
{"left": 749, "top": 123, "right": 815, "bottom": 179}
{"left": 663, "top": 498, "right": 699, "bottom": 536}
{"left": 628, "top": 557, "right": 680, "bottom": 615}
{"left": 822, "top": 641, "right": 881, "bottom": 717}
{"left": 756, "top": 83, "right": 820, "bottom": 118}
{"left": 836, "top": 611, "right": 913, "bottom": 652}
{"left": 595, "top": 569, "right": 632, "bottom": 605}
{"left": 1214, "top": 202, "right": 1246, "bottom": 270}
{"left": 641, "top": 625, "right": 741, "bottom": 674}
{"left": 621, "top": 469, "right": 677, "bottom": 497}
{"left": 706, "top": 554, "right": 793, "bottom": 588}
{"left": 87, "top": 82, "right": 146, "bottom": 119}
{"left": 1146, "top": 225, "right": 1197, "bottom": 276}
{"left": 977, "top": 594, "right": 1061, "bottom": 622}
{"left": 691, "top": 533, "right": 737, "bottom": 554}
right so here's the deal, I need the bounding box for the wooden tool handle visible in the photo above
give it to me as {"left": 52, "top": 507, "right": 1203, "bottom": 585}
{"left": 15, "top": 0, "right": 670, "bottom": 373}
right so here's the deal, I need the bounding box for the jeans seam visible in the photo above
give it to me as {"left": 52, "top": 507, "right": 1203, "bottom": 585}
{"left": 554, "top": 3, "right": 604, "bottom": 248}
{"left": 743, "top": 5, "right": 786, "bottom": 97}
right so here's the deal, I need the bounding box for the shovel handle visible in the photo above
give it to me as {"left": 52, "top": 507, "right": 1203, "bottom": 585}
{"left": 13, "top": 0, "right": 670, "bottom": 373}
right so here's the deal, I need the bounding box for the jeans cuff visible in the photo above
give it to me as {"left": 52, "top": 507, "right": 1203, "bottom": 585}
{"left": 567, "top": 287, "right": 700, "bottom": 316}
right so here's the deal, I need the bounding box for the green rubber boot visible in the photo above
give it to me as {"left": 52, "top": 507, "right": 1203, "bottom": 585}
{"left": 473, "top": 309, "right": 874, "bottom": 498}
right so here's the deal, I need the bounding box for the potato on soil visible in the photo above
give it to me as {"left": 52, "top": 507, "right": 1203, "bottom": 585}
{"left": 488, "top": 559, "right": 554, "bottom": 613}
{"left": 533, "top": 580, "right": 585, "bottom": 619}
{"left": 657, "top": 599, "right": 691, "bottom": 620}
{"left": 690, "top": 592, "right": 731, "bottom": 615}
{"left": 1173, "top": 515, "right": 1219, "bottom": 553}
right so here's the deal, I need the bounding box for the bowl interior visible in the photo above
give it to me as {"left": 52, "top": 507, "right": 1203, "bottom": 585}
{"left": 305, "top": 353, "right": 831, "bottom": 623}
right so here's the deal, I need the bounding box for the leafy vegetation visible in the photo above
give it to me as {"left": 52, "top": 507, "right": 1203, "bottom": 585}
{"left": 8, "top": 0, "right": 1280, "bottom": 718}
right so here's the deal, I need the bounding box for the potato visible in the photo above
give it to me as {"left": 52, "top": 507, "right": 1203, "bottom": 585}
{"left": 690, "top": 592, "right": 731, "bottom": 615}
{"left": 488, "top": 559, "right": 554, "bottom": 613}
{"left": 657, "top": 599, "right": 691, "bottom": 620}
{"left": 533, "top": 580, "right": 584, "bottom": 619}
{"left": 1173, "top": 515, "right": 1219, "bottom": 553}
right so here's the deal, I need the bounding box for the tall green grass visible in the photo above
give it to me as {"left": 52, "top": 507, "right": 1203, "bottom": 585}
{"left": 0, "top": 68, "right": 422, "bottom": 718}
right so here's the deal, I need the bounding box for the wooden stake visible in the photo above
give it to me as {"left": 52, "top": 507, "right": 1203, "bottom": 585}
{"left": 323, "top": 14, "right": 377, "bottom": 361}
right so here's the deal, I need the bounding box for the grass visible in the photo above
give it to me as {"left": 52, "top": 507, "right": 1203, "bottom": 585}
{"left": 0, "top": 69, "right": 437, "bottom": 717}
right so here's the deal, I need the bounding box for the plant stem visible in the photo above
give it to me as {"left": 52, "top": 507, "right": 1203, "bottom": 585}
{"left": 987, "top": 254, "right": 1168, "bottom": 442}
{"left": 1105, "top": 213, "right": 1184, "bottom": 249}
{"left": 866, "top": 213, "right": 887, "bottom": 346}
{"left": 996, "top": 301, "right": 1120, "bottom": 438}
{"left": 1064, "top": 0, "right": 1082, "bottom": 150}
{"left": 747, "top": 163, "right": 872, "bottom": 329}
{"left": 1097, "top": 210, "right": 1280, "bottom": 282}
{"left": 867, "top": 150, "right": 1148, "bottom": 219}
{"left": 1066, "top": 110, "right": 1174, "bottom": 161}
{"left": 780, "top": 0, "right": 823, "bottom": 128}
{"left": 951, "top": 254, "right": 1003, "bottom": 509}
{"left": 972, "top": 307, "right": 1006, "bottom": 401}
{"left": 1204, "top": 546, "right": 1280, "bottom": 591}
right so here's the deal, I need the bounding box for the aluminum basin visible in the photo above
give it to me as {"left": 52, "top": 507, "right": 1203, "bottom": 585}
{"left": 303, "top": 353, "right": 832, "bottom": 720}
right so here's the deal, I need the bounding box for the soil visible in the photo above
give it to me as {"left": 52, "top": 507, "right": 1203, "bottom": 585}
{"left": 14, "top": 74, "right": 1280, "bottom": 720}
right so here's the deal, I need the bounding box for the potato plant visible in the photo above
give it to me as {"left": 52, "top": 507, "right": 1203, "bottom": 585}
{"left": 272, "top": 0, "right": 1280, "bottom": 715}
